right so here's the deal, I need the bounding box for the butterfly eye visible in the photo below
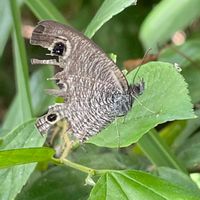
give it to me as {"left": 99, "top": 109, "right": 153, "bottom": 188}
{"left": 52, "top": 42, "right": 66, "bottom": 56}
{"left": 47, "top": 113, "right": 57, "bottom": 123}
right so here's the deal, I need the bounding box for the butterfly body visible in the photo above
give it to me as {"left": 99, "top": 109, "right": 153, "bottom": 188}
{"left": 31, "top": 20, "right": 144, "bottom": 142}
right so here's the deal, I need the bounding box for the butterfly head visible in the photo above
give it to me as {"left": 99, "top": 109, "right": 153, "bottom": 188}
{"left": 129, "top": 79, "right": 145, "bottom": 98}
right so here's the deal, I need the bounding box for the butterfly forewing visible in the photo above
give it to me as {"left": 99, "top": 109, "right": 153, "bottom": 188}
{"left": 31, "top": 20, "right": 128, "bottom": 92}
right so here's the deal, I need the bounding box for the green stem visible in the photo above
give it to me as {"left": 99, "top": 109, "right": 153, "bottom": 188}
{"left": 138, "top": 129, "right": 187, "bottom": 173}
{"left": 52, "top": 157, "right": 109, "bottom": 176}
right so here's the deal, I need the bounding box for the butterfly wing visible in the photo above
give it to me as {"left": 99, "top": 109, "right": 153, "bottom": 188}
{"left": 31, "top": 20, "right": 135, "bottom": 142}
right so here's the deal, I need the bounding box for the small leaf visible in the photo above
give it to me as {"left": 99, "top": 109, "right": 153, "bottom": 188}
{"left": 139, "top": 0, "right": 200, "bottom": 51}
{"left": 0, "top": 120, "right": 45, "bottom": 200}
{"left": 0, "top": 147, "right": 55, "bottom": 169}
{"left": 89, "top": 170, "right": 200, "bottom": 200}
{"left": 88, "top": 62, "right": 195, "bottom": 147}
{"left": 85, "top": 0, "right": 137, "bottom": 38}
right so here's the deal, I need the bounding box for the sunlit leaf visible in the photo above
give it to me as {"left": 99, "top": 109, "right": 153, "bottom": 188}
{"left": 89, "top": 170, "right": 200, "bottom": 200}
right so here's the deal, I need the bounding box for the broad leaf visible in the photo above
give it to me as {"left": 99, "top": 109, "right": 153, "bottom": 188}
{"left": 89, "top": 170, "right": 200, "bottom": 200}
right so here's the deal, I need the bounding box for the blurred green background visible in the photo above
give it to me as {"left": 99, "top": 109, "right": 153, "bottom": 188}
{"left": 1, "top": 0, "right": 200, "bottom": 199}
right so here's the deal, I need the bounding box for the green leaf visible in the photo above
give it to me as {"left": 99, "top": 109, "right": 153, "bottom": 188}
{"left": 16, "top": 166, "right": 90, "bottom": 200}
{"left": 157, "top": 167, "right": 200, "bottom": 194}
{"left": 182, "top": 66, "right": 200, "bottom": 104}
{"left": 89, "top": 170, "right": 200, "bottom": 200}
{"left": 159, "top": 40, "right": 200, "bottom": 68}
{"left": 85, "top": 0, "right": 137, "bottom": 38}
{"left": 1, "top": 95, "right": 20, "bottom": 132}
{"left": 173, "top": 110, "right": 200, "bottom": 149}
{"left": 0, "top": 0, "right": 23, "bottom": 57}
{"left": 31, "top": 66, "right": 55, "bottom": 116}
{"left": 2, "top": 66, "right": 55, "bottom": 132}
{"left": 139, "top": 0, "right": 200, "bottom": 52}
{"left": 191, "top": 174, "right": 200, "bottom": 189}
{"left": 25, "top": 0, "right": 67, "bottom": 23}
{"left": 159, "top": 41, "right": 200, "bottom": 103}
{"left": 88, "top": 62, "right": 195, "bottom": 147}
{"left": 159, "top": 120, "right": 187, "bottom": 146}
{"left": 138, "top": 130, "right": 187, "bottom": 173}
{"left": 177, "top": 131, "right": 200, "bottom": 170}
{"left": 69, "top": 144, "right": 140, "bottom": 170}
{"left": 0, "top": 147, "right": 54, "bottom": 169}
{"left": 0, "top": 119, "right": 45, "bottom": 200}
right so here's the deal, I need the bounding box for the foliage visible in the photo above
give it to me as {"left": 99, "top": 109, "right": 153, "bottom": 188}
{"left": 0, "top": 0, "right": 200, "bottom": 199}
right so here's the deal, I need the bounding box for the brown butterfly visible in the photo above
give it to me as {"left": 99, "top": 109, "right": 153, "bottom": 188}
{"left": 30, "top": 20, "right": 144, "bottom": 142}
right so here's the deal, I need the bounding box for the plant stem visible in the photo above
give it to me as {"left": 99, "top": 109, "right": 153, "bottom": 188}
{"left": 51, "top": 157, "right": 109, "bottom": 176}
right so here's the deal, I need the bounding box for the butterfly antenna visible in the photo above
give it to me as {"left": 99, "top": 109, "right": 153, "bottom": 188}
{"left": 132, "top": 48, "right": 152, "bottom": 84}
{"left": 133, "top": 97, "right": 156, "bottom": 114}
{"left": 131, "top": 48, "right": 156, "bottom": 114}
